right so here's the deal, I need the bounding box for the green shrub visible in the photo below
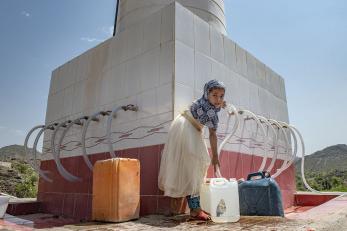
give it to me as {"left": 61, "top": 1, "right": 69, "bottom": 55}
{"left": 13, "top": 161, "right": 38, "bottom": 198}
{"left": 296, "top": 169, "right": 347, "bottom": 192}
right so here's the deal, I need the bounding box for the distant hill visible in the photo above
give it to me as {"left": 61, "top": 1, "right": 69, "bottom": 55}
{"left": 0, "top": 144, "right": 27, "bottom": 161}
{"left": 0, "top": 144, "right": 41, "bottom": 162}
{"left": 295, "top": 144, "right": 347, "bottom": 173}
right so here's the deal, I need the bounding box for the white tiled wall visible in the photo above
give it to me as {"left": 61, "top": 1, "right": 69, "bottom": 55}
{"left": 173, "top": 3, "right": 290, "bottom": 159}
{"left": 210, "top": 26, "right": 224, "bottom": 64}
{"left": 194, "top": 16, "right": 210, "bottom": 56}
{"left": 43, "top": 2, "right": 289, "bottom": 163}
{"left": 175, "top": 41, "right": 194, "bottom": 87}
{"left": 43, "top": 4, "right": 175, "bottom": 160}
{"left": 175, "top": 3, "right": 194, "bottom": 47}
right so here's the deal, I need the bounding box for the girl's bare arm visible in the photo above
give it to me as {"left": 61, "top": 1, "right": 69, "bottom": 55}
{"left": 209, "top": 128, "right": 220, "bottom": 172}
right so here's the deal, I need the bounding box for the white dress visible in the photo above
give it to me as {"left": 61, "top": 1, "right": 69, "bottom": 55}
{"left": 158, "top": 111, "right": 211, "bottom": 198}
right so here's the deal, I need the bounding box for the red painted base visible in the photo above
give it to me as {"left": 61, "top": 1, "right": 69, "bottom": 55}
{"left": 37, "top": 144, "right": 296, "bottom": 220}
{"left": 294, "top": 194, "right": 338, "bottom": 206}
{"left": 6, "top": 202, "right": 41, "bottom": 216}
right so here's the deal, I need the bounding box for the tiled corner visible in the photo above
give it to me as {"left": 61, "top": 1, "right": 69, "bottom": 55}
{"left": 159, "top": 41, "right": 174, "bottom": 85}
{"left": 194, "top": 15, "right": 210, "bottom": 56}
{"left": 137, "top": 89, "right": 157, "bottom": 119}
{"left": 210, "top": 26, "right": 224, "bottom": 63}
{"left": 107, "top": 32, "right": 127, "bottom": 69}
{"left": 156, "top": 83, "right": 172, "bottom": 114}
{"left": 174, "top": 83, "right": 194, "bottom": 116}
{"left": 160, "top": 3, "right": 174, "bottom": 44}
{"left": 49, "top": 69, "right": 58, "bottom": 95}
{"left": 175, "top": 2, "right": 194, "bottom": 47}
{"left": 224, "top": 37, "right": 237, "bottom": 70}
{"left": 175, "top": 41, "right": 194, "bottom": 87}
{"left": 143, "top": 10, "right": 161, "bottom": 53}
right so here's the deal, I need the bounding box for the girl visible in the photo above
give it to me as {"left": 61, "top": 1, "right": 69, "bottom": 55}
{"left": 158, "top": 79, "right": 226, "bottom": 221}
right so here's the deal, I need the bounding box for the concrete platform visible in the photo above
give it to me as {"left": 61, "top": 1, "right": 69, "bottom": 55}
{"left": 1, "top": 193, "right": 346, "bottom": 231}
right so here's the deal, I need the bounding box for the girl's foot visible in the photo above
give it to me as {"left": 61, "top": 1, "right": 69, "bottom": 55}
{"left": 190, "top": 208, "right": 211, "bottom": 221}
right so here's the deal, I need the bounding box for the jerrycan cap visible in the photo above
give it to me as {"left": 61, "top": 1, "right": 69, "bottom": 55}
{"left": 211, "top": 178, "right": 229, "bottom": 186}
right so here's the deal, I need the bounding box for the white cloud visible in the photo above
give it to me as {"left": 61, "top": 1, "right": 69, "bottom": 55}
{"left": 21, "top": 11, "right": 30, "bottom": 17}
{"left": 100, "top": 26, "right": 114, "bottom": 36}
{"left": 80, "top": 37, "right": 103, "bottom": 43}
{"left": 0, "top": 126, "right": 25, "bottom": 136}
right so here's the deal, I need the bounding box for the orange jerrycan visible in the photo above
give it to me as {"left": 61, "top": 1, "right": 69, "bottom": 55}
{"left": 92, "top": 158, "right": 140, "bottom": 222}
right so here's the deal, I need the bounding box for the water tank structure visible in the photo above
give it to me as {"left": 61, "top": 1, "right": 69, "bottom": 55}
{"left": 34, "top": 1, "right": 295, "bottom": 220}
{"left": 117, "top": 0, "right": 227, "bottom": 35}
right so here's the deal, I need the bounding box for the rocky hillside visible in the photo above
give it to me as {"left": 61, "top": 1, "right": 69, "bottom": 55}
{"left": 295, "top": 144, "right": 347, "bottom": 191}
{"left": 0, "top": 144, "right": 27, "bottom": 161}
{"left": 295, "top": 144, "right": 347, "bottom": 173}
{"left": 0, "top": 145, "right": 38, "bottom": 197}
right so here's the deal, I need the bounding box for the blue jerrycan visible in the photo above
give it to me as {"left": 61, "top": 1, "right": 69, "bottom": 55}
{"left": 238, "top": 171, "right": 284, "bottom": 217}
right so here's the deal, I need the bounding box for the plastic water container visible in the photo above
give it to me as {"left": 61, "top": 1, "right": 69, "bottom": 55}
{"left": 0, "top": 196, "right": 10, "bottom": 218}
{"left": 200, "top": 178, "right": 240, "bottom": 223}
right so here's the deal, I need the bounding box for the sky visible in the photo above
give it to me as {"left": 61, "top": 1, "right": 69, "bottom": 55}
{"left": 0, "top": 0, "right": 346, "bottom": 155}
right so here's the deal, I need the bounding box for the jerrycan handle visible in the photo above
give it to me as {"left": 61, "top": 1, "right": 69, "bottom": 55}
{"left": 247, "top": 171, "right": 271, "bottom": 181}
{"left": 211, "top": 178, "right": 228, "bottom": 186}
{"left": 215, "top": 167, "right": 223, "bottom": 178}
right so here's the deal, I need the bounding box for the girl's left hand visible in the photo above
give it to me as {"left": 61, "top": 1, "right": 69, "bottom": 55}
{"left": 222, "top": 101, "right": 227, "bottom": 109}
{"left": 211, "top": 155, "right": 220, "bottom": 172}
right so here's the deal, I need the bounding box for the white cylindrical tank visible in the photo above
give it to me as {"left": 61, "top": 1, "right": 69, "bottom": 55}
{"left": 117, "top": 0, "right": 227, "bottom": 35}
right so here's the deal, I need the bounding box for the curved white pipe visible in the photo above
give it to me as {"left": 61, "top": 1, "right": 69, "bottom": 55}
{"left": 269, "top": 119, "right": 291, "bottom": 178}
{"left": 278, "top": 121, "right": 298, "bottom": 173}
{"left": 56, "top": 118, "right": 86, "bottom": 181}
{"left": 106, "top": 106, "right": 123, "bottom": 158}
{"left": 51, "top": 121, "right": 81, "bottom": 182}
{"left": 289, "top": 125, "right": 319, "bottom": 193}
{"left": 217, "top": 104, "right": 239, "bottom": 154}
{"left": 215, "top": 103, "right": 239, "bottom": 178}
{"left": 28, "top": 125, "right": 53, "bottom": 182}
{"left": 81, "top": 112, "right": 102, "bottom": 171}
{"left": 106, "top": 105, "right": 138, "bottom": 159}
{"left": 257, "top": 115, "right": 278, "bottom": 173}
{"left": 240, "top": 109, "right": 268, "bottom": 172}
{"left": 24, "top": 125, "right": 44, "bottom": 169}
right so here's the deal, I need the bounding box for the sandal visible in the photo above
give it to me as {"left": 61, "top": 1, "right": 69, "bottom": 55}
{"left": 190, "top": 209, "right": 211, "bottom": 221}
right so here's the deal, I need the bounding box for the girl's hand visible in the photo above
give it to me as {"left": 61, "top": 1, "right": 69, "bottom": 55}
{"left": 222, "top": 101, "right": 227, "bottom": 109}
{"left": 211, "top": 155, "right": 220, "bottom": 173}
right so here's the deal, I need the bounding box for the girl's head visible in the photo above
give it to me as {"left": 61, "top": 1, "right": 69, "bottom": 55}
{"left": 203, "top": 79, "right": 226, "bottom": 108}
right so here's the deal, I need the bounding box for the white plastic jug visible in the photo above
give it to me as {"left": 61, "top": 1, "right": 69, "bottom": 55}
{"left": 0, "top": 196, "right": 10, "bottom": 219}
{"left": 200, "top": 178, "right": 240, "bottom": 223}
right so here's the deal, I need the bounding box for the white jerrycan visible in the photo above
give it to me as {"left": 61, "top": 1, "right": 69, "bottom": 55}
{"left": 200, "top": 178, "right": 240, "bottom": 223}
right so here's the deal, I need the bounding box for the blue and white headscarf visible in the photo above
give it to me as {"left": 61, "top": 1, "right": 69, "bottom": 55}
{"left": 190, "top": 79, "right": 226, "bottom": 130}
